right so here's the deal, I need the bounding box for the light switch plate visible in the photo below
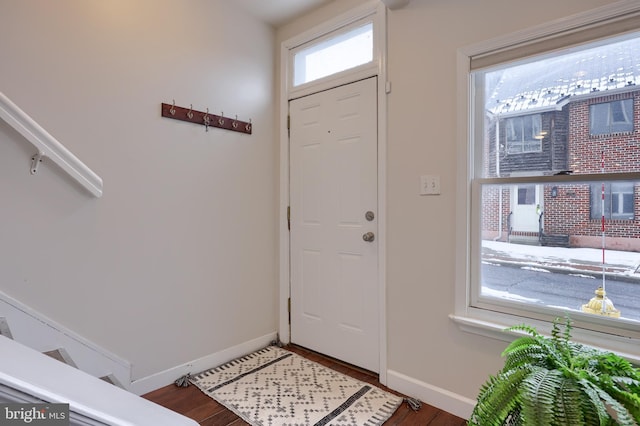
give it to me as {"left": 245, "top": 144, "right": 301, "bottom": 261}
{"left": 420, "top": 175, "right": 441, "bottom": 195}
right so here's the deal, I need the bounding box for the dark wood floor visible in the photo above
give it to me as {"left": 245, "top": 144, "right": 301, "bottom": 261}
{"left": 142, "top": 345, "right": 467, "bottom": 425}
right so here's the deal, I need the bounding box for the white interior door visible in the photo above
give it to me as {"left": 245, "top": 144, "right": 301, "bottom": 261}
{"left": 289, "top": 77, "right": 378, "bottom": 372}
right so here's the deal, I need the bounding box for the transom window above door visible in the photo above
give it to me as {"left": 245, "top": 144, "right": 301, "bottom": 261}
{"left": 293, "top": 22, "right": 373, "bottom": 87}
{"left": 286, "top": 11, "right": 380, "bottom": 97}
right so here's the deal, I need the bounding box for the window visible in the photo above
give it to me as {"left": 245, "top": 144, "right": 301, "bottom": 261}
{"left": 506, "top": 115, "right": 542, "bottom": 153}
{"left": 590, "top": 99, "right": 634, "bottom": 135}
{"left": 590, "top": 182, "right": 635, "bottom": 220}
{"left": 457, "top": 6, "right": 640, "bottom": 355}
{"left": 292, "top": 21, "right": 373, "bottom": 87}
{"left": 517, "top": 185, "right": 536, "bottom": 205}
{"left": 475, "top": 36, "right": 640, "bottom": 322}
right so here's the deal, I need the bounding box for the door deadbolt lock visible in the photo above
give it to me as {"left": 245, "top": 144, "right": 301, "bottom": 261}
{"left": 365, "top": 211, "right": 375, "bottom": 221}
{"left": 362, "top": 232, "right": 375, "bottom": 242}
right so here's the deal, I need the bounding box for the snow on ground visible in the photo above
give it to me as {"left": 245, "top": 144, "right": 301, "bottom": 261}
{"left": 482, "top": 287, "right": 540, "bottom": 303}
{"left": 482, "top": 240, "right": 640, "bottom": 269}
{"left": 522, "top": 266, "right": 551, "bottom": 273}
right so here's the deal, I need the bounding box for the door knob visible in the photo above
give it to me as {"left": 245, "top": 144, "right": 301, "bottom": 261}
{"left": 362, "top": 232, "right": 375, "bottom": 242}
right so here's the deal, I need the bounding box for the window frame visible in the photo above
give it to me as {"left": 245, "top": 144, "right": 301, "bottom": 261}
{"left": 286, "top": 9, "right": 380, "bottom": 99}
{"left": 505, "top": 114, "right": 543, "bottom": 154}
{"left": 590, "top": 182, "right": 635, "bottom": 220}
{"left": 590, "top": 99, "right": 634, "bottom": 136}
{"left": 291, "top": 21, "right": 373, "bottom": 88}
{"left": 453, "top": 2, "right": 640, "bottom": 361}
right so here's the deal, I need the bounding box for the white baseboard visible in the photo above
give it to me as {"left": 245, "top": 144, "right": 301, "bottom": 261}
{"left": 386, "top": 369, "right": 475, "bottom": 421}
{"left": 129, "top": 332, "right": 278, "bottom": 396}
{"left": 0, "top": 291, "right": 131, "bottom": 390}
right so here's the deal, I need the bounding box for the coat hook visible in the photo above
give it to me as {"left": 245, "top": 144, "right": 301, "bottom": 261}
{"left": 245, "top": 119, "right": 252, "bottom": 132}
{"left": 203, "top": 108, "right": 210, "bottom": 132}
{"left": 170, "top": 100, "right": 176, "bottom": 116}
{"left": 218, "top": 111, "right": 225, "bottom": 126}
{"left": 232, "top": 115, "right": 238, "bottom": 129}
{"left": 187, "top": 104, "right": 194, "bottom": 119}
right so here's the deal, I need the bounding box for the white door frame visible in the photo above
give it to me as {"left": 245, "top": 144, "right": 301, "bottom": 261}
{"left": 278, "top": 0, "right": 388, "bottom": 384}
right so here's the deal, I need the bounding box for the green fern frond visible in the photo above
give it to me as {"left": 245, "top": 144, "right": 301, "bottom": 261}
{"left": 592, "top": 384, "right": 638, "bottom": 426}
{"left": 577, "top": 378, "right": 615, "bottom": 424}
{"left": 506, "top": 323, "right": 541, "bottom": 338}
{"left": 470, "top": 369, "right": 529, "bottom": 426}
{"left": 550, "top": 316, "right": 563, "bottom": 341}
{"left": 504, "top": 337, "right": 568, "bottom": 372}
{"left": 602, "top": 383, "right": 640, "bottom": 422}
{"left": 502, "top": 344, "right": 548, "bottom": 371}
{"left": 611, "top": 376, "right": 640, "bottom": 397}
{"left": 569, "top": 344, "right": 601, "bottom": 371}
{"left": 554, "top": 378, "right": 586, "bottom": 426}
{"left": 595, "top": 353, "right": 640, "bottom": 381}
{"left": 561, "top": 315, "right": 572, "bottom": 345}
{"left": 519, "top": 367, "right": 563, "bottom": 424}
{"left": 503, "top": 336, "right": 542, "bottom": 354}
{"left": 574, "top": 390, "right": 605, "bottom": 426}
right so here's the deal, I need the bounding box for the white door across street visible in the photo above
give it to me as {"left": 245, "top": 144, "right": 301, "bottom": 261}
{"left": 511, "top": 184, "right": 542, "bottom": 233}
{"left": 289, "top": 77, "right": 379, "bottom": 372}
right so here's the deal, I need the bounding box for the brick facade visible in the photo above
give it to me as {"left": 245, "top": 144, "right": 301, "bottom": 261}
{"left": 481, "top": 185, "right": 510, "bottom": 240}
{"left": 568, "top": 92, "right": 640, "bottom": 174}
{"left": 482, "top": 90, "right": 640, "bottom": 251}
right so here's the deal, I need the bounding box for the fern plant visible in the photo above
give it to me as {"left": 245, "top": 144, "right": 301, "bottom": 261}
{"left": 468, "top": 316, "right": 640, "bottom": 425}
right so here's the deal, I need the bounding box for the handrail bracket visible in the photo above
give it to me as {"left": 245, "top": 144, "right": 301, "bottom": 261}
{"left": 30, "top": 151, "right": 44, "bottom": 175}
{"left": 0, "top": 92, "right": 103, "bottom": 197}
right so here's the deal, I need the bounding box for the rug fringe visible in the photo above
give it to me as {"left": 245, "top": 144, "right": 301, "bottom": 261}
{"left": 404, "top": 397, "right": 422, "bottom": 411}
{"left": 174, "top": 373, "right": 191, "bottom": 388}
{"left": 270, "top": 334, "right": 284, "bottom": 348}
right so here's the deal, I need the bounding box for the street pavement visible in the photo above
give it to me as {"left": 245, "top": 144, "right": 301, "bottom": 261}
{"left": 482, "top": 240, "right": 640, "bottom": 283}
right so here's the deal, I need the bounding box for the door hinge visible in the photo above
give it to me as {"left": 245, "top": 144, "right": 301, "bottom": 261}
{"left": 287, "top": 297, "right": 291, "bottom": 324}
{"left": 287, "top": 205, "right": 291, "bottom": 231}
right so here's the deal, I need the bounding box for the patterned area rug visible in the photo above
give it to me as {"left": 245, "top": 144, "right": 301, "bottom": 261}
{"left": 190, "top": 346, "right": 402, "bottom": 426}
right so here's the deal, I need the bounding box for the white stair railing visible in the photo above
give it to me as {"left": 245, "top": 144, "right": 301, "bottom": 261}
{"left": 0, "top": 92, "right": 103, "bottom": 197}
{"left": 0, "top": 336, "right": 198, "bottom": 426}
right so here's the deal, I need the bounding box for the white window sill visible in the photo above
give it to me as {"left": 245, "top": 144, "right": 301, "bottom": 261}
{"left": 449, "top": 312, "right": 640, "bottom": 365}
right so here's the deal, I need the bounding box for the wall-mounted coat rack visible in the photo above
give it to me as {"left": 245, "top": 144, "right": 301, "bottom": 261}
{"left": 161, "top": 102, "right": 252, "bottom": 135}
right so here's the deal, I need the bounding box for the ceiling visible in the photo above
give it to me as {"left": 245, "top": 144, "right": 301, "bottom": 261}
{"left": 233, "top": 0, "right": 335, "bottom": 27}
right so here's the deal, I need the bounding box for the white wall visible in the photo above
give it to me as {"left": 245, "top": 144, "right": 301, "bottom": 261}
{"left": 277, "top": 0, "right": 619, "bottom": 414}
{"left": 0, "top": 0, "right": 278, "bottom": 382}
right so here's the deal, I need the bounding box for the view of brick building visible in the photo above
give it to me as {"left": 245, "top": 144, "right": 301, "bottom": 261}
{"left": 481, "top": 37, "right": 640, "bottom": 252}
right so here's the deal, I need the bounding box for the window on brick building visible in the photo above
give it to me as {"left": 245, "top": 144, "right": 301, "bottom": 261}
{"left": 455, "top": 8, "right": 640, "bottom": 357}
{"left": 590, "top": 99, "right": 634, "bottom": 136}
{"left": 590, "top": 182, "right": 635, "bottom": 220}
{"left": 506, "top": 114, "right": 542, "bottom": 153}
